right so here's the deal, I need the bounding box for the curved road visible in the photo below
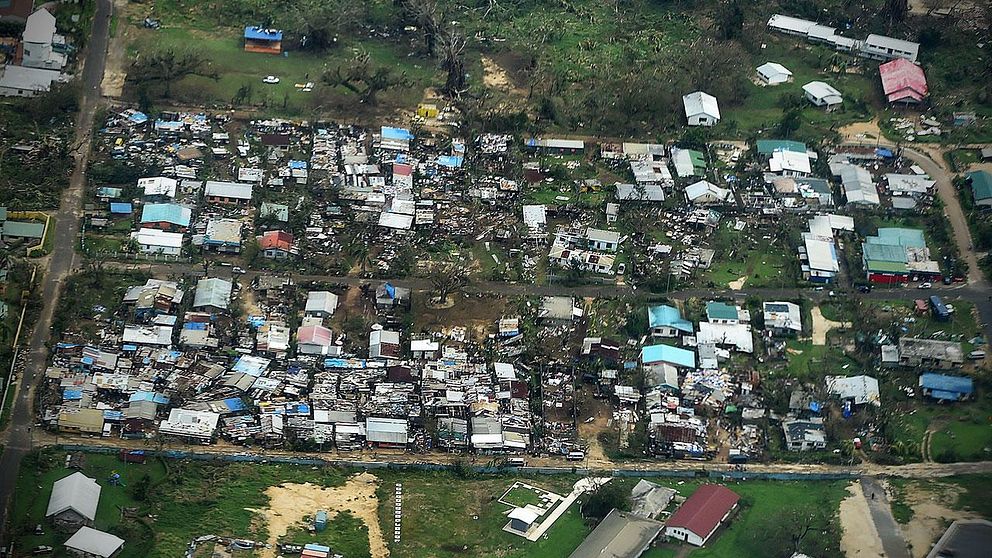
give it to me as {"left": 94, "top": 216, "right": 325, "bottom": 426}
{"left": 0, "top": 0, "right": 113, "bottom": 542}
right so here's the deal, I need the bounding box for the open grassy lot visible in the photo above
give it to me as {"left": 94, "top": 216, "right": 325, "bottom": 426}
{"left": 780, "top": 341, "right": 860, "bottom": 382}
{"left": 374, "top": 470, "right": 584, "bottom": 558}
{"left": 698, "top": 222, "right": 796, "bottom": 289}
{"left": 11, "top": 450, "right": 352, "bottom": 557}
{"left": 372, "top": 470, "right": 846, "bottom": 558}
{"left": 126, "top": 1, "right": 436, "bottom": 117}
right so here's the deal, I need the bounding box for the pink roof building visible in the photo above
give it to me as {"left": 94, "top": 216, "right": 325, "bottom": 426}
{"left": 879, "top": 58, "right": 927, "bottom": 104}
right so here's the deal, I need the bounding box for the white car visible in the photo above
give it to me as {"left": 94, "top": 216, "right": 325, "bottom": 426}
{"left": 262, "top": 75, "right": 280, "bottom": 84}
{"left": 918, "top": 282, "right": 932, "bottom": 289}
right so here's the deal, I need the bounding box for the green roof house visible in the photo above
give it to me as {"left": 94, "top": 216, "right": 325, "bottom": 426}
{"left": 967, "top": 170, "right": 992, "bottom": 207}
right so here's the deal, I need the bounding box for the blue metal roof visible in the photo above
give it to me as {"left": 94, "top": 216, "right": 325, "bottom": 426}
{"left": 641, "top": 344, "right": 695, "bottom": 368}
{"left": 647, "top": 304, "right": 694, "bottom": 332}
{"left": 919, "top": 373, "right": 973, "bottom": 396}
{"left": 382, "top": 126, "right": 414, "bottom": 140}
{"left": 438, "top": 155, "right": 464, "bottom": 168}
{"left": 109, "top": 202, "right": 132, "bottom": 214}
{"left": 244, "top": 26, "right": 282, "bottom": 41}
{"left": 141, "top": 203, "right": 191, "bottom": 226}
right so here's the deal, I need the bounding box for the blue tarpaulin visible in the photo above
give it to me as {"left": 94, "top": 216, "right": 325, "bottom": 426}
{"left": 875, "top": 148, "right": 894, "bottom": 158}
{"left": 109, "top": 202, "right": 132, "bottom": 214}
{"left": 103, "top": 410, "right": 123, "bottom": 421}
{"left": 63, "top": 389, "right": 83, "bottom": 400}
{"left": 288, "top": 160, "right": 307, "bottom": 169}
{"left": 130, "top": 391, "right": 170, "bottom": 405}
{"left": 223, "top": 398, "right": 247, "bottom": 412}
{"left": 184, "top": 322, "right": 207, "bottom": 330}
{"left": 127, "top": 111, "right": 148, "bottom": 124}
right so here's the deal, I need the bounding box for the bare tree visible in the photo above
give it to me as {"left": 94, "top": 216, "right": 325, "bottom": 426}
{"left": 429, "top": 265, "right": 467, "bottom": 304}
{"left": 127, "top": 49, "right": 219, "bottom": 98}
{"left": 403, "top": 0, "right": 442, "bottom": 57}
{"left": 439, "top": 29, "right": 468, "bottom": 96}
{"left": 322, "top": 52, "right": 411, "bottom": 106}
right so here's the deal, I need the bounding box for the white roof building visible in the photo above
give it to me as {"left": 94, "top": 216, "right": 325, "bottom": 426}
{"left": 204, "top": 180, "right": 253, "bottom": 201}
{"left": 46, "top": 472, "right": 101, "bottom": 523}
{"left": 763, "top": 301, "right": 802, "bottom": 333}
{"left": 159, "top": 408, "right": 220, "bottom": 440}
{"left": 0, "top": 65, "right": 65, "bottom": 97}
{"left": 685, "top": 180, "right": 731, "bottom": 204}
{"left": 837, "top": 164, "right": 880, "bottom": 205}
{"left": 130, "top": 228, "right": 183, "bottom": 255}
{"left": 64, "top": 527, "right": 125, "bottom": 558}
{"left": 766, "top": 14, "right": 818, "bottom": 35}
{"left": 756, "top": 62, "right": 793, "bottom": 85}
{"left": 683, "top": 91, "right": 721, "bottom": 126}
{"left": 378, "top": 211, "right": 414, "bottom": 230}
{"left": 863, "top": 34, "right": 919, "bottom": 62}
{"left": 769, "top": 150, "right": 812, "bottom": 176}
{"left": 139, "top": 177, "right": 178, "bottom": 198}
{"left": 803, "top": 82, "right": 843, "bottom": 107}
{"left": 827, "top": 375, "right": 881, "bottom": 406}
{"left": 522, "top": 204, "right": 548, "bottom": 229}
{"left": 305, "top": 291, "right": 339, "bottom": 317}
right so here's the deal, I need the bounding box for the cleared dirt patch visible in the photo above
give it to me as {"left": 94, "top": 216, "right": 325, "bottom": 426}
{"left": 811, "top": 306, "right": 850, "bottom": 346}
{"left": 251, "top": 472, "right": 387, "bottom": 558}
{"left": 898, "top": 481, "right": 977, "bottom": 557}
{"left": 839, "top": 482, "right": 886, "bottom": 557}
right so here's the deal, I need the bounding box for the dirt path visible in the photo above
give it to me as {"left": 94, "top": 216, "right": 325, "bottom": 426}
{"left": 839, "top": 119, "right": 883, "bottom": 142}
{"left": 897, "top": 481, "right": 977, "bottom": 557}
{"left": 810, "top": 306, "right": 850, "bottom": 345}
{"left": 100, "top": 0, "right": 130, "bottom": 97}
{"left": 839, "top": 482, "right": 887, "bottom": 557}
{"left": 728, "top": 276, "right": 747, "bottom": 290}
{"left": 251, "top": 472, "right": 387, "bottom": 558}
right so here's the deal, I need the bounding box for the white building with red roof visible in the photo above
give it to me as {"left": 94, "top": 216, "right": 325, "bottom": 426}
{"left": 879, "top": 58, "right": 928, "bottom": 105}
{"left": 664, "top": 484, "right": 740, "bottom": 546}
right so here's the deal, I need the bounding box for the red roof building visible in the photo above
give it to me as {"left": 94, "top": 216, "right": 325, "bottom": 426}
{"left": 879, "top": 58, "right": 928, "bottom": 105}
{"left": 664, "top": 484, "right": 740, "bottom": 546}
{"left": 256, "top": 230, "right": 297, "bottom": 259}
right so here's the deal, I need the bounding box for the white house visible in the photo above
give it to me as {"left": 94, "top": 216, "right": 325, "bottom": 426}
{"left": 685, "top": 180, "right": 731, "bottom": 204}
{"left": 682, "top": 91, "right": 720, "bottom": 126}
{"left": 138, "top": 177, "right": 178, "bottom": 199}
{"left": 130, "top": 228, "right": 183, "bottom": 256}
{"left": 585, "top": 227, "right": 621, "bottom": 252}
{"left": 22, "top": 9, "right": 67, "bottom": 70}
{"left": 304, "top": 291, "right": 339, "bottom": 318}
{"left": 756, "top": 62, "right": 793, "bottom": 85}
{"left": 862, "top": 34, "right": 919, "bottom": 62}
{"left": 0, "top": 65, "right": 65, "bottom": 97}
{"left": 802, "top": 82, "right": 843, "bottom": 109}
{"left": 768, "top": 149, "right": 812, "bottom": 177}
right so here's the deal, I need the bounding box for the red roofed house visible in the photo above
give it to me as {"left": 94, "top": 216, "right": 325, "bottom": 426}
{"left": 256, "top": 230, "right": 297, "bottom": 260}
{"left": 879, "top": 58, "right": 927, "bottom": 105}
{"left": 664, "top": 484, "right": 740, "bottom": 546}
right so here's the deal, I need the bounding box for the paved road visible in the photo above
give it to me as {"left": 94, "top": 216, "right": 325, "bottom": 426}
{"left": 0, "top": 0, "right": 113, "bottom": 542}
{"left": 861, "top": 476, "right": 911, "bottom": 558}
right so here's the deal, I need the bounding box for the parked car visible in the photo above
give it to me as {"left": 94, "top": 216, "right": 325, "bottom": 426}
{"left": 232, "top": 266, "right": 245, "bottom": 274}
{"left": 262, "top": 75, "right": 280, "bottom": 84}
{"left": 918, "top": 282, "right": 932, "bottom": 289}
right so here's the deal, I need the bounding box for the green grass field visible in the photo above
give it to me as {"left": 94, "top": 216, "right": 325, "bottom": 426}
{"left": 11, "top": 450, "right": 352, "bottom": 557}
{"left": 127, "top": 2, "right": 435, "bottom": 117}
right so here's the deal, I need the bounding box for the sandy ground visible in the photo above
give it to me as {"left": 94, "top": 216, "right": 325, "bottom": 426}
{"left": 481, "top": 56, "right": 515, "bottom": 90}
{"left": 839, "top": 119, "right": 883, "bottom": 142}
{"left": 576, "top": 401, "right": 611, "bottom": 465}
{"left": 727, "top": 276, "right": 747, "bottom": 290}
{"left": 811, "top": 306, "right": 850, "bottom": 345}
{"left": 898, "top": 481, "right": 977, "bottom": 557}
{"left": 840, "top": 482, "right": 887, "bottom": 557}
{"left": 101, "top": 0, "right": 130, "bottom": 97}
{"left": 250, "top": 472, "right": 387, "bottom": 558}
